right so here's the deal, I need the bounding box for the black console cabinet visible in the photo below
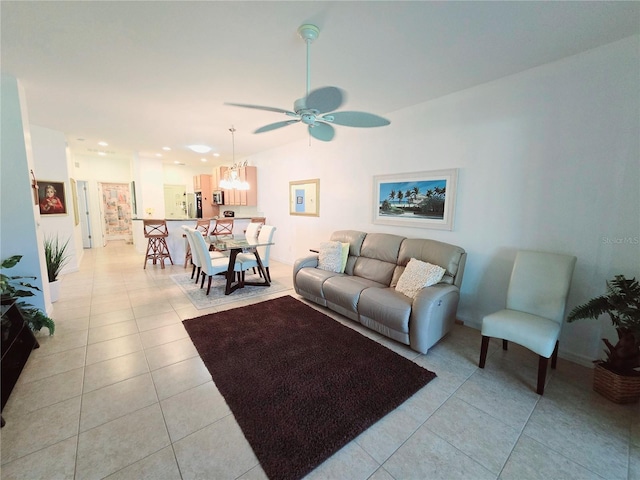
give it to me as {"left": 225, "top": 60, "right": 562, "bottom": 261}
{"left": 1, "top": 301, "right": 39, "bottom": 421}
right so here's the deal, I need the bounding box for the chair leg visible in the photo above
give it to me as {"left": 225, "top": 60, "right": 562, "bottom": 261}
{"left": 502, "top": 339, "right": 508, "bottom": 350}
{"left": 537, "top": 355, "right": 549, "bottom": 395}
{"left": 551, "top": 341, "right": 559, "bottom": 369}
{"left": 191, "top": 264, "right": 196, "bottom": 279}
{"left": 479, "top": 336, "right": 490, "bottom": 368}
{"left": 206, "top": 276, "right": 212, "bottom": 295}
{"left": 265, "top": 267, "right": 271, "bottom": 282}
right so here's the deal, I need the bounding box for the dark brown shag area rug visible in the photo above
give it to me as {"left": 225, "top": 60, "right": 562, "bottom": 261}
{"left": 182, "top": 295, "right": 436, "bottom": 480}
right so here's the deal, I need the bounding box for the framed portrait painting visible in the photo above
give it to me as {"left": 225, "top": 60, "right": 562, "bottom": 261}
{"left": 373, "top": 169, "right": 458, "bottom": 230}
{"left": 38, "top": 180, "right": 67, "bottom": 215}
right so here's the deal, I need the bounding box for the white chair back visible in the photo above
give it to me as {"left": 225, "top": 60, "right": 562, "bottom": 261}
{"left": 506, "top": 250, "right": 577, "bottom": 324}
{"left": 245, "top": 222, "right": 261, "bottom": 239}
{"left": 256, "top": 225, "right": 276, "bottom": 267}
{"left": 183, "top": 227, "right": 202, "bottom": 269}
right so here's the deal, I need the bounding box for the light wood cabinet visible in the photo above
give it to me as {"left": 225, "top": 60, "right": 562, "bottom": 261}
{"left": 218, "top": 166, "right": 258, "bottom": 206}
{"left": 212, "top": 168, "right": 220, "bottom": 191}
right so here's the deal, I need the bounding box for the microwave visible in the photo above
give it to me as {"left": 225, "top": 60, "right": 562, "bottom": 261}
{"left": 212, "top": 191, "right": 224, "bottom": 205}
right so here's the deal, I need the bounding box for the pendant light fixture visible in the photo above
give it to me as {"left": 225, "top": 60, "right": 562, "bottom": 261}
{"left": 219, "top": 126, "right": 250, "bottom": 190}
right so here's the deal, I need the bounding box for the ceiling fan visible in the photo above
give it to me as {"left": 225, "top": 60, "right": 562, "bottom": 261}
{"left": 225, "top": 24, "right": 390, "bottom": 142}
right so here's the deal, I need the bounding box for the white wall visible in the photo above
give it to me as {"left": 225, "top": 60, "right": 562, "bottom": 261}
{"left": 0, "top": 75, "right": 49, "bottom": 311}
{"left": 31, "top": 125, "right": 82, "bottom": 273}
{"left": 250, "top": 36, "right": 640, "bottom": 365}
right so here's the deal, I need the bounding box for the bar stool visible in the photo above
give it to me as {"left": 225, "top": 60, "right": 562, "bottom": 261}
{"left": 184, "top": 219, "right": 210, "bottom": 267}
{"left": 143, "top": 219, "right": 174, "bottom": 269}
{"left": 210, "top": 218, "right": 234, "bottom": 251}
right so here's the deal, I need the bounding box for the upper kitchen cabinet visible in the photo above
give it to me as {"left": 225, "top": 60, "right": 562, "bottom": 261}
{"left": 218, "top": 166, "right": 257, "bottom": 206}
{"left": 193, "top": 174, "right": 212, "bottom": 193}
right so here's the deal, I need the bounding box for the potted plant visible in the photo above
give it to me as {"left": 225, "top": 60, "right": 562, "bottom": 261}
{"left": 1, "top": 255, "right": 55, "bottom": 335}
{"left": 43, "top": 234, "right": 70, "bottom": 302}
{"left": 567, "top": 275, "right": 640, "bottom": 403}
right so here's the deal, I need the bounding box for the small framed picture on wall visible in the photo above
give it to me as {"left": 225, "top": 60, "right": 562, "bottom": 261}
{"left": 38, "top": 180, "right": 67, "bottom": 215}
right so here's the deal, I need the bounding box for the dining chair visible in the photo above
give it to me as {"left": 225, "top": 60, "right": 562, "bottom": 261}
{"left": 244, "top": 217, "right": 265, "bottom": 235}
{"left": 236, "top": 225, "right": 276, "bottom": 282}
{"left": 190, "top": 229, "right": 231, "bottom": 295}
{"left": 143, "top": 219, "right": 173, "bottom": 269}
{"left": 479, "top": 250, "right": 577, "bottom": 395}
{"left": 242, "top": 222, "right": 262, "bottom": 275}
{"left": 184, "top": 226, "right": 228, "bottom": 283}
{"left": 244, "top": 221, "right": 261, "bottom": 238}
{"left": 183, "top": 219, "right": 212, "bottom": 267}
{"left": 181, "top": 226, "right": 200, "bottom": 280}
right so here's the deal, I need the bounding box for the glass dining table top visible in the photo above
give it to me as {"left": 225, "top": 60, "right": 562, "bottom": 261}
{"left": 206, "top": 235, "right": 273, "bottom": 251}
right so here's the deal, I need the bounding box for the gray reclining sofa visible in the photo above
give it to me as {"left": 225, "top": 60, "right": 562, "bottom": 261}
{"left": 293, "top": 230, "right": 467, "bottom": 354}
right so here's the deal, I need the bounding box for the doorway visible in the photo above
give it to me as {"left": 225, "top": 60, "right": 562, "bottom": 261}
{"left": 99, "top": 182, "right": 133, "bottom": 243}
{"left": 163, "top": 184, "right": 187, "bottom": 219}
{"left": 77, "top": 180, "right": 92, "bottom": 248}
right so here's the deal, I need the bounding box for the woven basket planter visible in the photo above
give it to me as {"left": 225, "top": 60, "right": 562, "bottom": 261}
{"left": 593, "top": 363, "right": 640, "bottom": 404}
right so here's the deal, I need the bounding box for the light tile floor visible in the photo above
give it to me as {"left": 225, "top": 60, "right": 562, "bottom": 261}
{"left": 1, "top": 241, "right": 638, "bottom": 479}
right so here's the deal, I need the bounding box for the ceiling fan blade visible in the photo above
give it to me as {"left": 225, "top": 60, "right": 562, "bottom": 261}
{"left": 225, "top": 102, "right": 295, "bottom": 116}
{"left": 309, "top": 122, "right": 335, "bottom": 142}
{"left": 305, "top": 86, "right": 345, "bottom": 114}
{"left": 322, "top": 111, "right": 391, "bottom": 128}
{"left": 254, "top": 119, "right": 300, "bottom": 134}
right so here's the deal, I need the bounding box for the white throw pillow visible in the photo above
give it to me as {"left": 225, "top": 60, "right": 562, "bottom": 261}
{"left": 395, "top": 258, "right": 446, "bottom": 299}
{"left": 318, "top": 241, "right": 344, "bottom": 273}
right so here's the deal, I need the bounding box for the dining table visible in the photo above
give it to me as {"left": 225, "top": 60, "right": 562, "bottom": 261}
{"left": 207, "top": 234, "right": 274, "bottom": 295}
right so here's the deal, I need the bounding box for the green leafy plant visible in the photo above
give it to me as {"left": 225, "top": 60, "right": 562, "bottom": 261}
{"left": 1, "top": 255, "right": 55, "bottom": 335}
{"left": 567, "top": 275, "right": 640, "bottom": 375}
{"left": 43, "top": 235, "right": 70, "bottom": 282}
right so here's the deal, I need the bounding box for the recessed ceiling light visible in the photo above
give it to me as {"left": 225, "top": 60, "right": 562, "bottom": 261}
{"left": 98, "top": 141, "right": 108, "bottom": 146}
{"left": 213, "top": 153, "right": 220, "bottom": 157}
{"left": 156, "top": 153, "right": 162, "bottom": 157}
{"left": 162, "top": 146, "right": 171, "bottom": 151}
{"left": 188, "top": 144, "right": 212, "bottom": 153}
{"left": 200, "top": 158, "right": 208, "bottom": 162}
{"left": 98, "top": 151, "right": 106, "bottom": 156}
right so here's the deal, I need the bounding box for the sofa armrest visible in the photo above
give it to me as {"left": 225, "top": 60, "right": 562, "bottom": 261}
{"left": 410, "top": 284, "right": 461, "bottom": 353}
{"left": 293, "top": 254, "right": 319, "bottom": 278}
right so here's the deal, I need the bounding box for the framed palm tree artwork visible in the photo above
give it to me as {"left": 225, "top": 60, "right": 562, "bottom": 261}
{"left": 373, "top": 169, "right": 458, "bottom": 230}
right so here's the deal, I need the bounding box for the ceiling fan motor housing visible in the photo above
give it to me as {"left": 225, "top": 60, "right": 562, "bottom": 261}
{"left": 298, "top": 24, "right": 320, "bottom": 43}
{"left": 293, "top": 98, "right": 307, "bottom": 113}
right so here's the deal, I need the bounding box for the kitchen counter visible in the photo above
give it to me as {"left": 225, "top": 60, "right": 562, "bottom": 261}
{"left": 132, "top": 217, "right": 256, "bottom": 221}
